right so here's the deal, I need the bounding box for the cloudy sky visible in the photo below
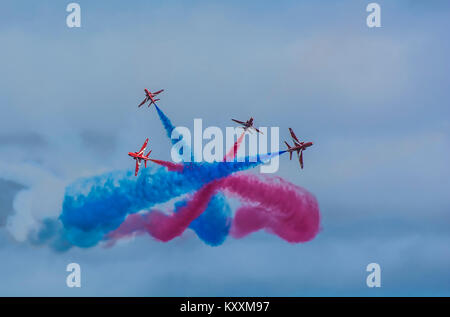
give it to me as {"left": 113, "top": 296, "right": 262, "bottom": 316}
{"left": 0, "top": 0, "right": 449, "bottom": 296}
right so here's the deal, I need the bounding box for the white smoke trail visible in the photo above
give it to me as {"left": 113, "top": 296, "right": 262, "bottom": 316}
{"left": 0, "top": 161, "right": 65, "bottom": 241}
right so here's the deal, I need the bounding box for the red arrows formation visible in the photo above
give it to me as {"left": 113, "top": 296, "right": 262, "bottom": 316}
{"left": 129, "top": 88, "right": 314, "bottom": 176}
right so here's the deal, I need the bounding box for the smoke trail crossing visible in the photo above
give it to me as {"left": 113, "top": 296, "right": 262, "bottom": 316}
{"left": 29, "top": 104, "right": 320, "bottom": 249}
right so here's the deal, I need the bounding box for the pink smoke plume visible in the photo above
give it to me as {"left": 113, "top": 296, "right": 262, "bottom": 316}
{"left": 109, "top": 173, "right": 320, "bottom": 244}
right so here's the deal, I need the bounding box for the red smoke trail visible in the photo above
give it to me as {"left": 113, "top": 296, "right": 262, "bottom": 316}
{"left": 223, "top": 131, "right": 246, "bottom": 161}
{"left": 105, "top": 213, "right": 150, "bottom": 246}
{"left": 149, "top": 159, "right": 184, "bottom": 172}
{"left": 106, "top": 181, "right": 220, "bottom": 242}
{"left": 108, "top": 129, "right": 319, "bottom": 245}
{"left": 144, "top": 180, "right": 221, "bottom": 241}
{"left": 149, "top": 130, "right": 245, "bottom": 171}
{"left": 109, "top": 173, "right": 320, "bottom": 243}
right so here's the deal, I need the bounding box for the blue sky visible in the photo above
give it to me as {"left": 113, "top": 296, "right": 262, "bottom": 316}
{"left": 0, "top": 0, "right": 449, "bottom": 296}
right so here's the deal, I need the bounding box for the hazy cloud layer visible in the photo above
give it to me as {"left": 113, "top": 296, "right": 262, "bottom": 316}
{"left": 0, "top": 0, "right": 449, "bottom": 296}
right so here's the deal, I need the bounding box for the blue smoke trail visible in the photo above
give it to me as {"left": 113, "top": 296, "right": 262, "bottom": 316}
{"left": 190, "top": 193, "right": 231, "bottom": 246}
{"left": 47, "top": 106, "right": 286, "bottom": 249}
{"left": 153, "top": 106, "right": 285, "bottom": 246}
{"left": 154, "top": 105, "right": 230, "bottom": 245}
{"left": 59, "top": 159, "right": 263, "bottom": 247}
{"left": 173, "top": 192, "right": 231, "bottom": 246}
{"left": 155, "top": 105, "right": 176, "bottom": 143}
{"left": 155, "top": 104, "right": 194, "bottom": 161}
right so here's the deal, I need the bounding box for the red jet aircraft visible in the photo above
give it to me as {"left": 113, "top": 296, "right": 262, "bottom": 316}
{"left": 231, "top": 117, "right": 263, "bottom": 134}
{"left": 138, "top": 88, "right": 164, "bottom": 108}
{"left": 284, "top": 128, "right": 313, "bottom": 169}
{"left": 128, "top": 138, "right": 152, "bottom": 176}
